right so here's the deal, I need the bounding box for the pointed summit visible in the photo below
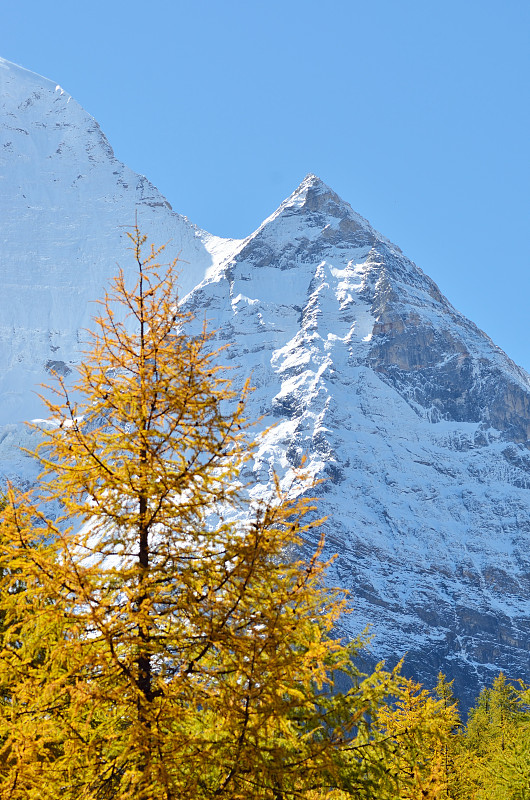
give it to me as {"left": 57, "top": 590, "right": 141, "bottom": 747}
{"left": 240, "top": 174, "right": 382, "bottom": 264}
{"left": 185, "top": 169, "right": 530, "bottom": 709}
{"left": 293, "top": 172, "right": 333, "bottom": 196}
{"left": 281, "top": 173, "right": 373, "bottom": 227}
{"left": 291, "top": 172, "right": 351, "bottom": 206}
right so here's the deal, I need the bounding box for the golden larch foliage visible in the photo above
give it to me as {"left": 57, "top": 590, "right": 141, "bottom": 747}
{"left": 0, "top": 227, "right": 405, "bottom": 799}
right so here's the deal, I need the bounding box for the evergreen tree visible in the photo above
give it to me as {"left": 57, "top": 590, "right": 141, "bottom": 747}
{"left": 0, "top": 227, "right": 404, "bottom": 799}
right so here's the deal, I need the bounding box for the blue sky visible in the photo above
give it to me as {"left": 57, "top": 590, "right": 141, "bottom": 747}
{"left": 2, "top": 1, "right": 530, "bottom": 369}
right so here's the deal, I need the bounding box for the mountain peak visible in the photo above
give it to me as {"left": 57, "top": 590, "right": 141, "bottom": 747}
{"left": 244, "top": 173, "right": 383, "bottom": 258}
{"left": 288, "top": 173, "right": 351, "bottom": 214}
{"left": 272, "top": 173, "right": 379, "bottom": 241}
{"left": 297, "top": 172, "right": 331, "bottom": 192}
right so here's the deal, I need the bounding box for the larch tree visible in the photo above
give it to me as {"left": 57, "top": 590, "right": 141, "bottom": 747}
{"left": 434, "top": 673, "right": 463, "bottom": 800}
{"left": 462, "top": 674, "right": 530, "bottom": 800}
{"left": 0, "top": 227, "right": 403, "bottom": 799}
{"left": 374, "top": 676, "right": 461, "bottom": 800}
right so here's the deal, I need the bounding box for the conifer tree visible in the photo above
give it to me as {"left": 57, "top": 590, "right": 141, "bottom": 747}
{"left": 434, "top": 673, "right": 462, "bottom": 799}
{"left": 462, "top": 674, "right": 530, "bottom": 799}
{"left": 374, "top": 676, "right": 460, "bottom": 800}
{"left": 0, "top": 227, "right": 403, "bottom": 799}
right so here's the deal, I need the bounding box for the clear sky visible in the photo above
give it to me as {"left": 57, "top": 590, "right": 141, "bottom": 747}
{"left": 2, "top": 1, "right": 529, "bottom": 369}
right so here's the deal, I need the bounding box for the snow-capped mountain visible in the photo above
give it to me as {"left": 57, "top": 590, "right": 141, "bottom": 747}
{"left": 183, "top": 175, "right": 530, "bottom": 706}
{"left": 1, "top": 57, "right": 530, "bottom": 707}
{"left": 0, "top": 57, "right": 241, "bottom": 477}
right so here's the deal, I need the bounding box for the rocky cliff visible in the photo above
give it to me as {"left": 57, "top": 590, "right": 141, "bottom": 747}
{"left": 183, "top": 175, "right": 530, "bottom": 707}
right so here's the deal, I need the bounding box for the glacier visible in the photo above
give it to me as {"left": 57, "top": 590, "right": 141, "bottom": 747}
{"left": 1, "top": 56, "right": 530, "bottom": 708}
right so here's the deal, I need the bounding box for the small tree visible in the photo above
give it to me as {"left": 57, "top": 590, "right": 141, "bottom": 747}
{"left": 434, "top": 673, "right": 463, "bottom": 799}
{"left": 0, "top": 227, "right": 402, "bottom": 799}
{"left": 462, "top": 674, "right": 530, "bottom": 800}
{"left": 374, "top": 676, "right": 461, "bottom": 800}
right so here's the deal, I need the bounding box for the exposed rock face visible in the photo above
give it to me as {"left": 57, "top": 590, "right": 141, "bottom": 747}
{"left": 184, "top": 175, "right": 530, "bottom": 709}
{"left": 1, "top": 58, "right": 530, "bottom": 710}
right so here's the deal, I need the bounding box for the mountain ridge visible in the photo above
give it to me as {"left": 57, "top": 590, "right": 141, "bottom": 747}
{"left": 182, "top": 171, "right": 530, "bottom": 707}
{"left": 1, "top": 56, "right": 530, "bottom": 707}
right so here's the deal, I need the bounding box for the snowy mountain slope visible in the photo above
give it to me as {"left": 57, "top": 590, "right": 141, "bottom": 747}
{"left": 0, "top": 57, "right": 241, "bottom": 427}
{"left": 1, "top": 57, "right": 530, "bottom": 706}
{"left": 0, "top": 57, "right": 241, "bottom": 481}
{"left": 184, "top": 175, "right": 530, "bottom": 705}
